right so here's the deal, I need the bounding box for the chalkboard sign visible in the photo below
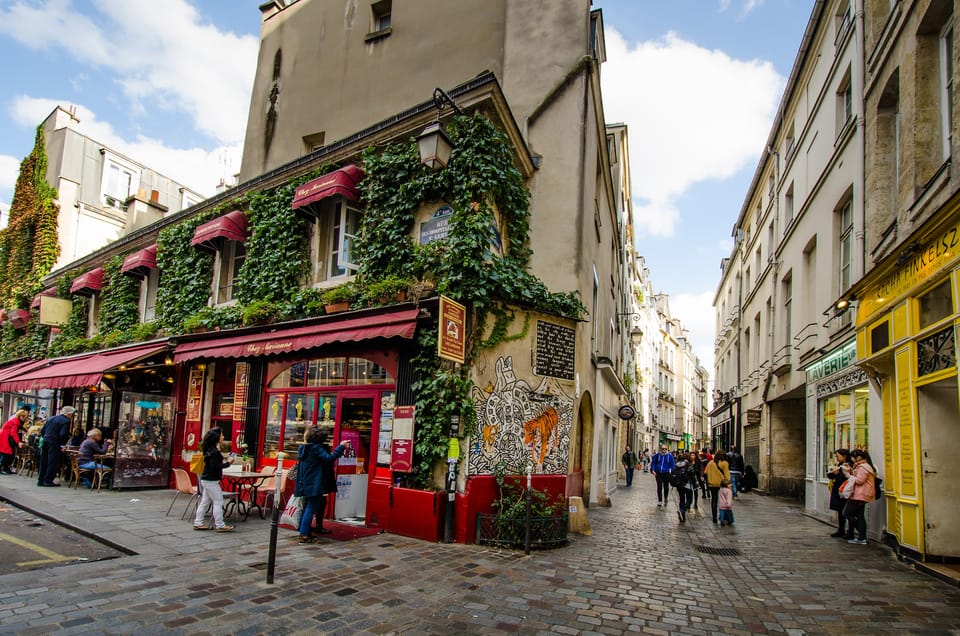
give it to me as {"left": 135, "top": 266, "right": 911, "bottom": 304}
{"left": 535, "top": 320, "right": 575, "bottom": 380}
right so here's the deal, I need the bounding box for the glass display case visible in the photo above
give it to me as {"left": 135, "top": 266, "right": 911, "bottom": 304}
{"left": 113, "top": 392, "right": 174, "bottom": 488}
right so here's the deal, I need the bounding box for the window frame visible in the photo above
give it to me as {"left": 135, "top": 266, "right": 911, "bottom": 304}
{"left": 100, "top": 152, "right": 140, "bottom": 209}
{"left": 941, "top": 21, "right": 954, "bottom": 160}
{"left": 214, "top": 240, "right": 246, "bottom": 305}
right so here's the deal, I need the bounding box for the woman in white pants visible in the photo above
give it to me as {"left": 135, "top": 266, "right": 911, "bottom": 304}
{"left": 193, "top": 428, "right": 235, "bottom": 532}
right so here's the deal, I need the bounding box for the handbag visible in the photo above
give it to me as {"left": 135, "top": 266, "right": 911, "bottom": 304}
{"left": 279, "top": 495, "right": 304, "bottom": 530}
{"left": 839, "top": 476, "right": 855, "bottom": 499}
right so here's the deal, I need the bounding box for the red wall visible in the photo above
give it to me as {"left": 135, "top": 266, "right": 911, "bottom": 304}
{"left": 455, "top": 474, "right": 567, "bottom": 544}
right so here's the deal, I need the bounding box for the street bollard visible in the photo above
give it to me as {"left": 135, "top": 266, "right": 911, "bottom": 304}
{"left": 525, "top": 462, "right": 532, "bottom": 555}
{"left": 266, "top": 452, "right": 286, "bottom": 584}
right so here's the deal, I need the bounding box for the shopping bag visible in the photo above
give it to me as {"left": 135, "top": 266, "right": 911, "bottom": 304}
{"left": 279, "top": 495, "right": 304, "bottom": 530}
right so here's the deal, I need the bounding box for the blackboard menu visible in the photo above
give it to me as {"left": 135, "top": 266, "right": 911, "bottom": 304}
{"left": 535, "top": 320, "right": 575, "bottom": 380}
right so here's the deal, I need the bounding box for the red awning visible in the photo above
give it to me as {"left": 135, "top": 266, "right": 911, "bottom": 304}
{"left": 0, "top": 358, "right": 47, "bottom": 384}
{"left": 291, "top": 165, "right": 363, "bottom": 213}
{"left": 174, "top": 308, "right": 419, "bottom": 363}
{"left": 191, "top": 210, "right": 248, "bottom": 253}
{"left": 121, "top": 244, "right": 158, "bottom": 278}
{"left": 0, "top": 342, "right": 170, "bottom": 392}
{"left": 30, "top": 287, "right": 57, "bottom": 309}
{"left": 70, "top": 267, "right": 105, "bottom": 296}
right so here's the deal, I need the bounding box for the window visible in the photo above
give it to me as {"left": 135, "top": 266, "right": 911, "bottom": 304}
{"left": 100, "top": 154, "right": 140, "bottom": 209}
{"left": 755, "top": 247, "right": 762, "bottom": 275}
{"left": 919, "top": 278, "right": 953, "bottom": 328}
{"left": 180, "top": 190, "right": 202, "bottom": 211}
{"left": 140, "top": 268, "right": 159, "bottom": 322}
{"left": 941, "top": 23, "right": 954, "bottom": 159}
{"left": 87, "top": 294, "right": 101, "bottom": 338}
{"left": 784, "top": 122, "right": 796, "bottom": 161}
{"left": 837, "top": 69, "right": 854, "bottom": 134}
{"left": 592, "top": 267, "right": 600, "bottom": 352}
{"left": 819, "top": 389, "right": 867, "bottom": 478}
{"left": 215, "top": 241, "right": 245, "bottom": 304}
{"left": 784, "top": 183, "right": 795, "bottom": 229}
{"left": 371, "top": 0, "right": 391, "bottom": 31}
{"left": 767, "top": 221, "right": 775, "bottom": 262}
{"left": 302, "top": 131, "right": 326, "bottom": 155}
{"left": 835, "top": 2, "right": 852, "bottom": 45}
{"left": 838, "top": 198, "right": 854, "bottom": 294}
{"left": 782, "top": 275, "right": 793, "bottom": 350}
{"left": 309, "top": 199, "right": 362, "bottom": 283}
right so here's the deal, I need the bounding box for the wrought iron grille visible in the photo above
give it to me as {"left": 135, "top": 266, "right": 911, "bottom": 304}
{"left": 475, "top": 513, "right": 568, "bottom": 550}
{"left": 696, "top": 545, "right": 742, "bottom": 556}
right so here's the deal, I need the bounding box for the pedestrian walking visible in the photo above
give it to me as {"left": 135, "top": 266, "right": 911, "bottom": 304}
{"left": 718, "top": 479, "right": 735, "bottom": 526}
{"left": 37, "top": 406, "right": 76, "bottom": 487}
{"left": 650, "top": 445, "right": 675, "bottom": 507}
{"left": 295, "top": 427, "right": 350, "bottom": 543}
{"left": 689, "top": 450, "right": 704, "bottom": 510}
{"left": 843, "top": 448, "right": 877, "bottom": 545}
{"left": 827, "top": 449, "right": 852, "bottom": 537}
{"left": 641, "top": 448, "right": 650, "bottom": 472}
{"left": 727, "top": 445, "right": 745, "bottom": 499}
{"left": 0, "top": 409, "right": 28, "bottom": 474}
{"left": 672, "top": 452, "right": 697, "bottom": 522}
{"left": 193, "top": 428, "right": 235, "bottom": 533}
{"left": 621, "top": 445, "right": 637, "bottom": 486}
{"left": 704, "top": 450, "right": 730, "bottom": 524}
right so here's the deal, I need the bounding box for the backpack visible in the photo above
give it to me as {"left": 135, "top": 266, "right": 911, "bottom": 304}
{"left": 670, "top": 465, "right": 688, "bottom": 489}
{"left": 872, "top": 474, "right": 883, "bottom": 501}
{"left": 189, "top": 452, "right": 204, "bottom": 476}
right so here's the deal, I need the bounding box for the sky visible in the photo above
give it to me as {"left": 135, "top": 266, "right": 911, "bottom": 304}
{"left": 0, "top": 0, "right": 813, "bottom": 374}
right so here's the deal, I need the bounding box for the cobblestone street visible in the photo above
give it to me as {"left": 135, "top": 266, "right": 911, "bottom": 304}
{"left": 0, "top": 474, "right": 958, "bottom": 635}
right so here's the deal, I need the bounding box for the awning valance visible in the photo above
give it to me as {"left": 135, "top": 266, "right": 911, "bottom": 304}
{"left": 0, "top": 342, "right": 170, "bottom": 392}
{"left": 30, "top": 287, "right": 57, "bottom": 309}
{"left": 174, "top": 308, "right": 419, "bottom": 363}
{"left": 191, "top": 210, "right": 248, "bottom": 253}
{"left": 70, "top": 268, "right": 105, "bottom": 296}
{"left": 121, "top": 244, "right": 158, "bottom": 278}
{"left": 0, "top": 358, "right": 47, "bottom": 384}
{"left": 291, "top": 164, "right": 363, "bottom": 213}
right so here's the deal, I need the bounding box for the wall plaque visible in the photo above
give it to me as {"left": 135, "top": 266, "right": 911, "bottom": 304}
{"left": 535, "top": 320, "right": 575, "bottom": 380}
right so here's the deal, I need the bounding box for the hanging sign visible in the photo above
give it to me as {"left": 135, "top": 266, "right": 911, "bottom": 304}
{"left": 438, "top": 295, "right": 466, "bottom": 364}
{"left": 391, "top": 406, "right": 415, "bottom": 472}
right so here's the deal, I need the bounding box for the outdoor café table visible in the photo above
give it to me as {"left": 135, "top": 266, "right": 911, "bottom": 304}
{"left": 220, "top": 471, "right": 271, "bottom": 521}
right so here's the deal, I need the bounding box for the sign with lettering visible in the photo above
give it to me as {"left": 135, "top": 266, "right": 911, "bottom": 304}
{"left": 805, "top": 340, "right": 856, "bottom": 382}
{"left": 535, "top": 320, "right": 576, "bottom": 380}
{"left": 419, "top": 206, "right": 453, "bottom": 245}
{"left": 438, "top": 295, "right": 466, "bottom": 364}
{"left": 391, "top": 406, "right": 415, "bottom": 472}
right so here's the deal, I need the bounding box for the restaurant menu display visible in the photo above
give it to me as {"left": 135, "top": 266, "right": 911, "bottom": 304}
{"left": 113, "top": 392, "right": 174, "bottom": 488}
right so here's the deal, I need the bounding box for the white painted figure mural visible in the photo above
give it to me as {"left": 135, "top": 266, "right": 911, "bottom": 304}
{"left": 470, "top": 356, "right": 574, "bottom": 474}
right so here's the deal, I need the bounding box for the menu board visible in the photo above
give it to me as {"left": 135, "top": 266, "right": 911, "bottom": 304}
{"left": 535, "top": 320, "right": 575, "bottom": 380}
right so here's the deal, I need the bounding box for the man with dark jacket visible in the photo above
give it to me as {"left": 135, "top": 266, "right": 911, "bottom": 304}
{"left": 37, "top": 406, "right": 76, "bottom": 487}
{"left": 650, "top": 445, "right": 676, "bottom": 507}
{"left": 727, "top": 445, "right": 745, "bottom": 499}
{"left": 621, "top": 445, "right": 638, "bottom": 486}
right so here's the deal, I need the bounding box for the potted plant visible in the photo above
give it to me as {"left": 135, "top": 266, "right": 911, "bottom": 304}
{"left": 365, "top": 275, "right": 413, "bottom": 305}
{"left": 242, "top": 299, "right": 281, "bottom": 326}
{"left": 321, "top": 282, "right": 359, "bottom": 314}
{"left": 183, "top": 306, "right": 242, "bottom": 333}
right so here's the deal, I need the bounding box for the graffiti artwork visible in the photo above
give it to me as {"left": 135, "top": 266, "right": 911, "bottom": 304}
{"left": 470, "top": 356, "right": 573, "bottom": 474}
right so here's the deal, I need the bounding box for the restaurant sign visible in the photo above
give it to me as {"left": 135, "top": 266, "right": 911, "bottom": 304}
{"left": 438, "top": 295, "right": 466, "bottom": 364}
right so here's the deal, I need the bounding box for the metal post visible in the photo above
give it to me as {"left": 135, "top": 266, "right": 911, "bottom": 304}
{"left": 524, "top": 462, "right": 532, "bottom": 555}
{"left": 266, "top": 452, "right": 286, "bottom": 584}
{"left": 443, "top": 415, "right": 461, "bottom": 543}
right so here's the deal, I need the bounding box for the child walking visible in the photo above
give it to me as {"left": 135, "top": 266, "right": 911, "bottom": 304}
{"left": 718, "top": 479, "right": 735, "bottom": 526}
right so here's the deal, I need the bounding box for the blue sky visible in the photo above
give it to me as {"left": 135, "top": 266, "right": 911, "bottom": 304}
{"left": 0, "top": 0, "right": 813, "bottom": 370}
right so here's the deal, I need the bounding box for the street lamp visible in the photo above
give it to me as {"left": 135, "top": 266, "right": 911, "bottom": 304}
{"left": 417, "top": 87, "right": 464, "bottom": 170}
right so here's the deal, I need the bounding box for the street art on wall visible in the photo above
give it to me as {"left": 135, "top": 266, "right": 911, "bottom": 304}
{"left": 470, "top": 356, "right": 574, "bottom": 474}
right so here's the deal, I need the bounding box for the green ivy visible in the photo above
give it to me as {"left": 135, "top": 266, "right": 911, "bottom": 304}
{"left": 99, "top": 255, "right": 140, "bottom": 335}
{"left": 156, "top": 212, "right": 217, "bottom": 331}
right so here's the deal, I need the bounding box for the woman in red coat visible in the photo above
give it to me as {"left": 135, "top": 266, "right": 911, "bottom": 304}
{"left": 0, "top": 409, "right": 29, "bottom": 474}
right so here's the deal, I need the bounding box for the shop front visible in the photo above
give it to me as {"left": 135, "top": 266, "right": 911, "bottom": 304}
{"left": 849, "top": 207, "right": 960, "bottom": 560}
{"left": 803, "top": 340, "right": 881, "bottom": 535}
{"left": 170, "top": 308, "right": 420, "bottom": 530}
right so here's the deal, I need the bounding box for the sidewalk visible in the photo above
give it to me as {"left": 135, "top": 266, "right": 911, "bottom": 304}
{"left": 1, "top": 472, "right": 960, "bottom": 635}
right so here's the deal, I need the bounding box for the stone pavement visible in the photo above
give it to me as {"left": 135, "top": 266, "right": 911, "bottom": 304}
{"left": 1, "top": 471, "right": 959, "bottom": 635}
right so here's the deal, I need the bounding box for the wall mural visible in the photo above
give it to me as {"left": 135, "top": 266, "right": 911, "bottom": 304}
{"left": 470, "top": 356, "right": 574, "bottom": 475}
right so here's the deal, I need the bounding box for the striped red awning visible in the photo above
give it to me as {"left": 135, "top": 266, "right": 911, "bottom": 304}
{"left": 291, "top": 165, "right": 363, "bottom": 213}
{"left": 191, "top": 210, "right": 248, "bottom": 253}
{"left": 121, "top": 244, "right": 158, "bottom": 278}
{"left": 174, "top": 309, "right": 418, "bottom": 363}
{"left": 70, "top": 268, "right": 105, "bottom": 296}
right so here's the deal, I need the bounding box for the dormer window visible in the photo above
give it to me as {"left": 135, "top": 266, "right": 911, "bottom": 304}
{"left": 100, "top": 152, "right": 140, "bottom": 209}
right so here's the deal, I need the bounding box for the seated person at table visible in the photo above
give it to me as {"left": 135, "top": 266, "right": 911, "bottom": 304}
{"left": 78, "top": 428, "right": 113, "bottom": 487}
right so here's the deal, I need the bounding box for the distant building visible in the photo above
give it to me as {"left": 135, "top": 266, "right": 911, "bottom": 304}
{"left": 40, "top": 105, "right": 205, "bottom": 270}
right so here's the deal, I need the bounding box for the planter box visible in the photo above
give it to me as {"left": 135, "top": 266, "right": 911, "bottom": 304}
{"left": 324, "top": 302, "right": 350, "bottom": 314}
{"left": 476, "top": 513, "right": 568, "bottom": 550}
{"left": 386, "top": 486, "right": 445, "bottom": 542}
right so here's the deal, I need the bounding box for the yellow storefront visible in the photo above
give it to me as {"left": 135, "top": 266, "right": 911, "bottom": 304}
{"left": 849, "top": 209, "right": 960, "bottom": 560}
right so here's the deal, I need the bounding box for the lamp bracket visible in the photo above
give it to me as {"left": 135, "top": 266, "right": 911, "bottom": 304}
{"left": 433, "top": 87, "right": 464, "bottom": 117}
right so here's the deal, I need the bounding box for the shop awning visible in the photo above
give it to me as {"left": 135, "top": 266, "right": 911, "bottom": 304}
{"left": 120, "top": 244, "right": 158, "bottom": 278}
{"left": 0, "top": 358, "right": 47, "bottom": 384}
{"left": 0, "top": 342, "right": 170, "bottom": 392}
{"left": 291, "top": 164, "right": 363, "bottom": 213}
{"left": 30, "top": 287, "right": 57, "bottom": 309}
{"left": 174, "top": 308, "right": 419, "bottom": 363}
{"left": 191, "top": 210, "right": 248, "bottom": 253}
{"left": 70, "top": 267, "right": 105, "bottom": 296}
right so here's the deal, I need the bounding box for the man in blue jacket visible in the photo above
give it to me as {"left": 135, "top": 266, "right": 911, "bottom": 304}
{"left": 37, "top": 406, "right": 76, "bottom": 487}
{"left": 650, "top": 445, "right": 675, "bottom": 507}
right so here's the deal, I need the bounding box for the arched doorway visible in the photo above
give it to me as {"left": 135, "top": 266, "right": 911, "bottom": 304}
{"left": 573, "top": 392, "right": 594, "bottom": 506}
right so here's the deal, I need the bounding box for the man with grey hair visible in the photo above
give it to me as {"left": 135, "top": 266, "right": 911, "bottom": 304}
{"left": 37, "top": 406, "right": 76, "bottom": 487}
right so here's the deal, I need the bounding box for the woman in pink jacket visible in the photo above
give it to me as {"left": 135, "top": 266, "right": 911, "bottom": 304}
{"left": 842, "top": 448, "right": 877, "bottom": 545}
{"left": 0, "top": 409, "right": 28, "bottom": 474}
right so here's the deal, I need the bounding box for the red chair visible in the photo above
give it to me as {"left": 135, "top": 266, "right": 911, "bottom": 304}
{"left": 166, "top": 468, "right": 199, "bottom": 519}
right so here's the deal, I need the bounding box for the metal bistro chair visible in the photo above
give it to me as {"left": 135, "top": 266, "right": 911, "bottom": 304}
{"left": 261, "top": 467, "right": 290, "bottom": 516}
{"left": 67, "top": 451, "right": 94, "bottom": 490}
{"left": 167, "top": 468, "right": 200, "bottom": 518}
{"left": 238, "top": 465, "right": 275, "bottom": 519}
{"left": 15, "top": 445, "right": 38, "bottom": 477}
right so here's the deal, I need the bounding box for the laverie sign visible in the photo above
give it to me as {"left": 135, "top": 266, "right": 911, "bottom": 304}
{"left": 805, "top": 341, "right": 856, "bottom": 382}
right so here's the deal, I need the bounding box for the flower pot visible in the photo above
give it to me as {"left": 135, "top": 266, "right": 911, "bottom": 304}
{"left": 324, "top": 302, "right": 350, "bottom": 314}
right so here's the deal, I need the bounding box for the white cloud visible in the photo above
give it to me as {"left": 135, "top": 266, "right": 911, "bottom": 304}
{"left": 0, "top": 154, "right": 19, "bottom": 197}
{"left": 0, "top": 0, "right": 257, "bottom": 145}
{"left": 669, "top": 290, "right": 717, "bottom": 371}
{"left": 601, "top": 28, "right": 783, "bottom": 237}
{"left": 10, "top": 97, "right": 239, "bottom": 197}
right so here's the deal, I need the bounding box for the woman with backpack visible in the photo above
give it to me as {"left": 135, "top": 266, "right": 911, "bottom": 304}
{"left": 842, "top": 448, "right": 877, "bottom": 545}
{"left": 826, "top": 448, "right": 852, "bottom": 538}
{"left": 672, "top": 451, "right": 698, "bottom": 522}
{"left": 192, "top": 428, "right": 235, "bottom": 533}
{"left": 704, "top": 450, "right": 730, "bottom": 524}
